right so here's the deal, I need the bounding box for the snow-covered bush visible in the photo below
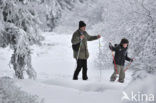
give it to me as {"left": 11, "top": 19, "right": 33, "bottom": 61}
{"left": 0, "top": 77, "right": 43, "bottom": 103}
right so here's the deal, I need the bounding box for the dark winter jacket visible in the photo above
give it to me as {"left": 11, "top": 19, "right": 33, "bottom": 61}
{"left": 109, "top": 44, "right": 132, "bottom": 66}
{"left": 71, "top": 29, "right": 98, "bottom": 59}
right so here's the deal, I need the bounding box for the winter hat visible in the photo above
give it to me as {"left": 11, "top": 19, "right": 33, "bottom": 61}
{"left": 79, "top": 21, "right": 86, "bottom": 28}
{"left": 120, "top": 38, "right": 129, "bottom": 45}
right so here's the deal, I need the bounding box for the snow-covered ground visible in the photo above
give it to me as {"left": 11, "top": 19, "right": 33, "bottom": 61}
{"left": 0, "top": 32, "right": 134, "bottom": 103}
{"left": 0, "top": 0, "right": 156, "bottom": 103}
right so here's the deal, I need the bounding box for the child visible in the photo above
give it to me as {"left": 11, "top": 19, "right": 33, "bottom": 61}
{"left": 109, "top": 38, "right": 133, "bottom": 83}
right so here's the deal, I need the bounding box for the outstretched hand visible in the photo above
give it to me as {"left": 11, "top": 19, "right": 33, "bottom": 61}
{"left": 97, "top": 35, "right": 101, "bottom": 39}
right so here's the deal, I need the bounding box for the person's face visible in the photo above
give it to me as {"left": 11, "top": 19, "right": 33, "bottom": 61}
{"left": 80, "top": 26, "right": 86, "bottom": 31}
{"left": 123, "top": 43, "right": 128, "bottom": 48}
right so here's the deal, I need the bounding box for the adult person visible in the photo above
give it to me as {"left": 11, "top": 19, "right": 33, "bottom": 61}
{"left": 71, "top": 21, "right": 101, "bottom": 80}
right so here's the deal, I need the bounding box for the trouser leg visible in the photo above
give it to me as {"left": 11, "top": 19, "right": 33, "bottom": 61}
{"left": 110, "top": 65, "right": 120, "bottom": 81}
{"left": 73, "top": 59, "right": 83, "bottom": 79}
{"left": 119, "top": 66, "right": 125, "bottom": 83}
{"left": 82, "top": 59, "right": 88, "bottom": 80}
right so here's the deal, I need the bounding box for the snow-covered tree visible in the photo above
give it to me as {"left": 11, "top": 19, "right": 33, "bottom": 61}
{"left": 38, "top": 0, "right": 87, "bottom": 31}
{"left": 0, "top": 0, "right": 43, "bottom": 79}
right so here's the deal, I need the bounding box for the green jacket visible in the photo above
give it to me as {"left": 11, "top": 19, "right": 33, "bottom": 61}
{"left": 71, "top": 29, "right": 98, "bottom": 60}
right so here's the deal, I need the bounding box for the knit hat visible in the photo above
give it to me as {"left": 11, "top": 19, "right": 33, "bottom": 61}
{"left": 79, "top": 21, "right": 86, "bottom": 28}
{"left": 120, "top": 38, "right": 129, "bottom": 45}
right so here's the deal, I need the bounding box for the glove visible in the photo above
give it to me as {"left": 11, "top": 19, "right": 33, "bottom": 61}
{"left": 97, "top": 35, "right": 101, "bottom": 39}
{"left": 80, "top": 35, "right": 85, "bottom": 40}
{"left": 130, "top": 59, "right": 133, "bottom": 62}
{"left": 114, "top": 44, "right": 118, "bottom": 47}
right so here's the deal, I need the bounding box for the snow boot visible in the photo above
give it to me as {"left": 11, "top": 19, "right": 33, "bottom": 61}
{"left": 83, "top": 76, "right": 88, "bottom": 80}
{"left": 118, "top": 79, "right": 124, "bottom": 83}
{"left": 110, "top": 79, "right": 115, "bottom": 82}
{"left": 73, "top": 77, "right": 78, "bottom": 80}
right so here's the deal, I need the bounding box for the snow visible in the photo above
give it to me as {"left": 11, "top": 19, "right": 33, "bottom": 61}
{"left": 0, "top": 0, "right": 156, "bottom": 102}
{"left": 0, "top": 47, "right": 13, "bottom": 77}
{"left": 16, "top": 79, "right": 123, "bottom": 103}
{"left": 0, "top": 32, "right": 134, "bottom": 103}
{"left": 1, "top": 31, "right": 156, "bottom": 103}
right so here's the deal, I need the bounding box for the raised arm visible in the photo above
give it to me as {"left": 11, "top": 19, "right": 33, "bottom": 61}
{"left": 109, "top": 43, "right": 119, "bottom": 51}
{"left": 85, "top": 32, "right": 98, "bottom": 41}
